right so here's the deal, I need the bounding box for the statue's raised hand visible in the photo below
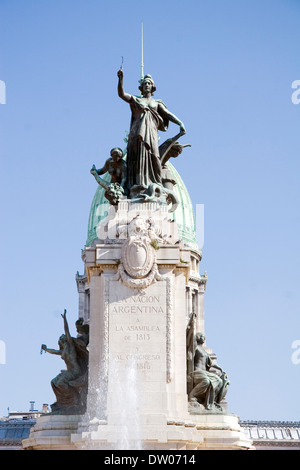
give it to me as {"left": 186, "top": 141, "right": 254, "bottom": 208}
{"left": 117, "top": 69, "right": 123, "bottom": 80}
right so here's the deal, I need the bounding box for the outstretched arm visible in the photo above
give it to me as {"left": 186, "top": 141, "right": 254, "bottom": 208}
{"left": 41, "top": 344, "right": 61, "bottom": 355}
{"left": 90, "top": 165, "right": 110, "bottom": 191}
{"left": 157, "top": 102, "right": 186, "bottom": 134}
{"left": 95, "top": 159, "right": 109, "bottom": 176}
{"left": 117, "top": 69, "right": 132, "bottom": 103}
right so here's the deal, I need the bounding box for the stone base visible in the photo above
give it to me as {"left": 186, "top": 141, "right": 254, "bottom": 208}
{"left": 22, "top": 412, "right": 254, "bottom": 450}
{"left": 189, "top": 413, "right": 255, "bottom": 450}
{"left": 22, "top": 414, "right": 81, "bottom": 450}
{"left": 70, "top": 413, "right": 254, "bottom": 450}
{"left": 71, "top": 418, "right": 203, "bottom": 450}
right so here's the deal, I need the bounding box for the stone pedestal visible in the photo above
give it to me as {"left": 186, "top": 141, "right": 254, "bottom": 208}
{"left": 22, "top": 414, "right": 80, "bottom": 450}
{"left": 70, "top": 201, "right": 253, "bottom": 450}
{"left": 71, "top": 414, "right": 253, "bottom": 450}
{"left": 23, "top": 201, "right": 253, "bottom": 450}
{"left": 189, "top": 413, "right": 255, "bottom": 450}
{"left": 22, "top": 413, "right": 253, "bottom": 450}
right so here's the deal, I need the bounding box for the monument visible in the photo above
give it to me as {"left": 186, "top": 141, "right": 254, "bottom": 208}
{"left": 22, "top": 58, "right": 254, "bottom": 450}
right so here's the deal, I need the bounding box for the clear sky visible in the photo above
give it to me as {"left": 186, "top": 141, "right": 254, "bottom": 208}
{"left": 0, "top": 0, "right": 299, "bottom": 422}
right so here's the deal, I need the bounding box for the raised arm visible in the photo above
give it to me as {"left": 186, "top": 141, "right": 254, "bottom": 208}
{"left": 117, "top": 69, "right": 132, "bottom": 103}
{"left": 62, "top": 309, "right": 72, "bottom": 343}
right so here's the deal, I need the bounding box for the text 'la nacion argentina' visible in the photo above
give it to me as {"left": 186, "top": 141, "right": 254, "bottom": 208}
{"left": 111, "top": 305, "right": 164, "bottom": 314}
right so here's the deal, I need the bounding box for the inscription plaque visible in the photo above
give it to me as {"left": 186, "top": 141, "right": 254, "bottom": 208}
{"left": 108, "top": 279, "right": 167, "bottom": 384}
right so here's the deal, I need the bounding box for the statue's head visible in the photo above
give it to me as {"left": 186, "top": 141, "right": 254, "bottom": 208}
{"left": 196, "top": 332, "right": 205, "bottom": 344}
{"left": 76, "top": 318, "right": 89, "bottom": 336}
{"left": 139, "top": 74, "right": 156, "bottom": 96}
{"left": 110, "top": 147, "right": 123, "bottom": 161}
{"left": 58, "top": 334, "right": 67, "bottom": 348}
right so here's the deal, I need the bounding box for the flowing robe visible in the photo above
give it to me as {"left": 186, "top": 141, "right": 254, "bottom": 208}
{"left": 189, "top": 346, "right": 226, "bottom": 406}
{"left": 126, "top": 96, "right": 169, "bottom": 193}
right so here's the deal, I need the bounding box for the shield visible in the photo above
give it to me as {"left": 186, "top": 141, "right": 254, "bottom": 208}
{"left": 122, "top": 238, "right": 155, "bottom": 279}
{"left": 129, "top": 243, "right": 147, "bottom": 269}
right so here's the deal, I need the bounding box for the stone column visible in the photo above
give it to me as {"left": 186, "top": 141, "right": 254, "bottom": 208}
{"left": 85, "top": 267, "right": 106, "bottom": 420}
{"left": 76, "top": 272, "right": 87, "bottom": 321}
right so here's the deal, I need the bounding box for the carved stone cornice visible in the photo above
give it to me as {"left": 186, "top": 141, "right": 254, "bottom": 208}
{"left": 86, "top": 266, "right": 103, "bottom": 283}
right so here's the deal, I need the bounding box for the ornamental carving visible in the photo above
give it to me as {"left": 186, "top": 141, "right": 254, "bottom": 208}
{"left": 116, "top": 215, "right": 162, "bottom": 289}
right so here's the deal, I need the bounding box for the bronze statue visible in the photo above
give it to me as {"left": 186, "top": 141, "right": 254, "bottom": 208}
{"left": 41, "top": 310, "right": 89, "bottom": 415}
{"left": 188, "top": 333, "right": 229, "bottom": 411}
{"left": 90, "top": 147, "right": 127, "bottom": 205}
{"left": 117, "top": 68, "right": 186, "bottom": 208}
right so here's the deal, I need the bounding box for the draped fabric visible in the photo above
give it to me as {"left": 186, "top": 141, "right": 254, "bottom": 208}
{"left": 192, "top": 370, "right": 223, "bottom": 397}
{"left": 126, "top": 96, "right": 169, "bottom": 192}
{"left": 189, "top": 345, "right": 224, "bottom": 406}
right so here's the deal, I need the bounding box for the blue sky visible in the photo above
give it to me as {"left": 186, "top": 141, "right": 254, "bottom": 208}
{"left": 0, "top": 0, "right": 299, "bottom": 422}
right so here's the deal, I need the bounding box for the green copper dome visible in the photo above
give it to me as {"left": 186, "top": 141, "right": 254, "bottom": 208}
{"left": 86, "top": 163, "right": 198, "bottom": 250}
